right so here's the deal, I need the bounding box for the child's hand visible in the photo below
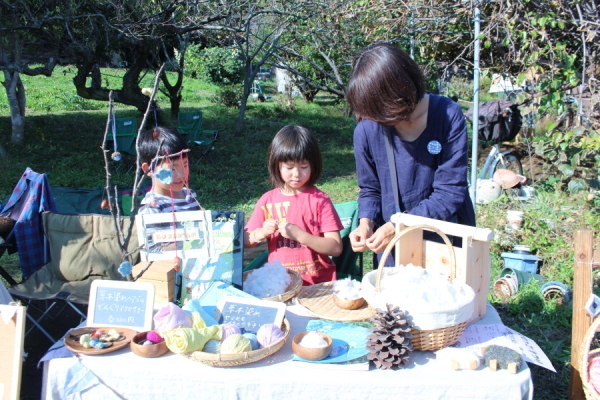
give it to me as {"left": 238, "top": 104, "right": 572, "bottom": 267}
{"left": 277, "top": 222, "right": 300, "bottom": 240}
{"left": 262, "top": 219, "right": 278, "bottom": 237}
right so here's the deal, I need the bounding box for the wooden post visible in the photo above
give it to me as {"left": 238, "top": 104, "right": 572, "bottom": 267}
{"left": 569, "top": 229, "right": 594, "bottom": 400}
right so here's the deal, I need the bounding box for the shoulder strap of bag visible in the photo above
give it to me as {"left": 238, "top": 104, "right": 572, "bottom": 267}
{"left": 384, "top": 128, "right": 402, "bottom": 213}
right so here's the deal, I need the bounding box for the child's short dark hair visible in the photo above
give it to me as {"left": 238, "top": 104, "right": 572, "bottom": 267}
{"left": 346, "top": 43, "right": 426, "bottom": 125}
{"left": 267, "top": 125, "right": 322, "bottom": 188}
{"left": 139, "top": 126, "right": 188, "bottom": 169}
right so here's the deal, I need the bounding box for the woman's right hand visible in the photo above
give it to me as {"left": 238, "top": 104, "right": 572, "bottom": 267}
{"left": 349, "top": 218, "right": 374, "bottom": 252}
{"left": 365, "top": 222, "right": 395, "bottom": 254}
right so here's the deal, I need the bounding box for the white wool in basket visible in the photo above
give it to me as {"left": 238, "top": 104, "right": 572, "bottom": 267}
{"left": 333, "top": 277, "right": 362, "bottom": 300}
{"left": 243, "top": 261, "right": 291, "bottom": 298}
{"left": 362, "top": 264, "right": 475, "bottom": 330}
{"left": 378, "top": 264, "right": 471, "bottom": 310}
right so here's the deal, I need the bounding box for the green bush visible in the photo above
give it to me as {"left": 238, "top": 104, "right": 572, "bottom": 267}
{"left": 185, "top": 46, "right": 243, "bottom": 85}
{"left": 209, "top": 87, "right": 241, "bottom": 108}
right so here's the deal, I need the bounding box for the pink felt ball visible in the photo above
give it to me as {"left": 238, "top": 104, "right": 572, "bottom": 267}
{"left": 221, "top": 323, "right": 242, "bottom": 341}
{"left": 590, "top": 357, "right": 600, "bottom": 394}
{"left": 146, "top": 331, "right": 163, "bottom": 344}
{"left": 256, "top": 324, "right": 285, "bottom": 348}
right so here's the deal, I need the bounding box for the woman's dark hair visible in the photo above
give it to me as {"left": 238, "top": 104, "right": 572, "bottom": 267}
{"left": 267, "top": 125, "right": 322, "bottom": 188}
{"left": 139, "top": 126, "right": 188, "bottom": 168}
{"left": 346, "top": 43, "right": 426, "bottom": 125}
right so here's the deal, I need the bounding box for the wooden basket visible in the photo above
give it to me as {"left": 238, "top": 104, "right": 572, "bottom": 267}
{"left": 243, "top": 269, "right": 303, "bottom": 302}
{"left": 182, "top": 318, "right": 291, "bottom": 367}
{"left": 370, "top": 224, "right": 469, "bottom": 351}
{"left": 296, "top": 282, "right": 373, "bottom": 321}
{"left": 581, "top": 316, "right": 600, "bottom": 400}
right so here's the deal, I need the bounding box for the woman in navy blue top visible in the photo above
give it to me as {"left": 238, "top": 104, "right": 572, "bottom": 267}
{"left": 346, "top": 43, "right": 475, "bottom": 265}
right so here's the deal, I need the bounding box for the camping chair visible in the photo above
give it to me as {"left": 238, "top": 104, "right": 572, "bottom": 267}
{"left": 8, "top": 212, "right": 140, "bottom": 343}
{"left": 243, "top": 201, "right": 363, "bottom": 281}
{"left": 109, "top": 116, "right": 138, "bottom": 156}
{"left": 177, "top": 110, "right": 220, "bottom": 164}
{"left": 331, "top": 201, "right": 363, "bottom": 281}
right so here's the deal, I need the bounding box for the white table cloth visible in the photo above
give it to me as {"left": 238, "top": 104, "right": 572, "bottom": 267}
{"left": 42, "top": 303, "right": 533, "bottom": 400}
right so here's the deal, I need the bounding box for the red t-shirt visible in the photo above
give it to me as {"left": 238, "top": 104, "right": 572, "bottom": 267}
{"left": 245, "top": 186, "right": 343, "bottom": 285}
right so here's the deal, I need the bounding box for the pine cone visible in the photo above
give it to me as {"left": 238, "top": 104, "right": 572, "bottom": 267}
{"left": 367, "top": 304, "right": 414, "bottom": 369}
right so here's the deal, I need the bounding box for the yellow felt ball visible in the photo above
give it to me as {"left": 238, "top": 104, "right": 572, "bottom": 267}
{"left": 220, "top": 334, "right": 251, "bottom": 354}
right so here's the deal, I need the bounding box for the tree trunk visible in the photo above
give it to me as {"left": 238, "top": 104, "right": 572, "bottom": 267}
{"left": 236, "top": 81, "right": 251, "bottom": 134}
{"left": 73, "top": 45, "right": 152, "bottom": 116}
{"left": 2, "top": 70, "right": 25, "bottom": 144}
{"left": 236, "top": 63, "right": 258, "bottom": 134}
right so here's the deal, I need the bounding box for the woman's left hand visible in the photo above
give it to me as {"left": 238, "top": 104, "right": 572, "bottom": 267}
{"left": 365, "top": 222, "right": 395, "bottom": 253}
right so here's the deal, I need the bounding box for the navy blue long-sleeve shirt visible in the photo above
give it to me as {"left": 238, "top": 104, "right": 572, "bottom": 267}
{"left": 353, "top": 94, "right": 475, "bottom": 233}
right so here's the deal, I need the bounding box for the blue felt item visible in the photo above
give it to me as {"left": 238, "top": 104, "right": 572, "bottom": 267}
{"left": 118, "top": 261, "right": 133, "bottom": 277}
{"left": 154, "top": 168, "right": 173, "bottom": 184}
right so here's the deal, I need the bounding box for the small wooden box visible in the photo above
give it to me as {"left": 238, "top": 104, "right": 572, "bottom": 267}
{"left": 132, "top": 260, "right": 176, "bottom": 306}
{"left": 393, "top": 214, "right": 494, "bottom": 325}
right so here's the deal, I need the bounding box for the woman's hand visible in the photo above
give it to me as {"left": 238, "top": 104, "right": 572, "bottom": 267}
{"left": 349, "top": 218, "right": 374, "bottom": 252}
{"left": 365, "top": 222, "right": 395, "bottom": 253}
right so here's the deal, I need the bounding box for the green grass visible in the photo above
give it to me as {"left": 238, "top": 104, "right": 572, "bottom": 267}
{"left": 1, "top": 67, "right": 597, "bottom": 399}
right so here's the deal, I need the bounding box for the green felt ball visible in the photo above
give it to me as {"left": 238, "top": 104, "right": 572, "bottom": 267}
{"left": 483, "top": 345, "right": 523, "bottom": 370}
{"left": 221, "top": 334, "right": 251, "bottom": 354}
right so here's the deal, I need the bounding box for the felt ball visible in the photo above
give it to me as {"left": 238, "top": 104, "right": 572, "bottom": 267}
{"left": 242, "top": 332, "right": 260, "bottom": 351}
{"left": 256, "top": 324, "right": 285, "bottom": 348}
{"left": 118, "top": 261, "right": 133, "bottom": 277}
{"left": 202, "top": 339, "right": 221, "bottom": 354}
{"left": 221, "top": 334, "right": 251, "bottom": 354}
{"left": 143, "top": 340, "right": 153, "bottom": 346}
{"left": 146, "top": 331, "right": 163, "bottom": 344}
{"left": 221, "top": 323, "right": 242, "bottom": 341}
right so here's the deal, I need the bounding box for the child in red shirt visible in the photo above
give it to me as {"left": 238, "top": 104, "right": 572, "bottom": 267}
{"left": 244, "top": 125, "right": 343, "bottom": 285}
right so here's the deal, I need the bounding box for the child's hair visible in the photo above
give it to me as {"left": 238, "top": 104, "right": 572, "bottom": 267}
{"left": 346, "top": 43, "right": 425, "bottom": 125}
{"left": 267, "top": 125, "right": 322, "bottom": 188}
{"left": 138, "top": 126, "right": 188, "bottom": 169}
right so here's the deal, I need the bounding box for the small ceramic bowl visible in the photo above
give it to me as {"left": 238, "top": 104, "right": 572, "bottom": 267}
{"left": 333, "top": 294, "right": 366, "bottom": 310}
{"left": 292, "top": 331, "right": 333, "bottom": 361}
{"left": 130, "top": 331, "right": 169, "bottom": 358}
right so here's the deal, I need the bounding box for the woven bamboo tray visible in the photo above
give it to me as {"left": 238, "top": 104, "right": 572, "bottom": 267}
{"left": 243, "top": 269, "right": 303, "bottom": 302}
{"left": 369, "top": 224, "right": 468, "bottom": 351}
{"left": 296, "top": 282, "right": 373, "bottom": 321}
{"left": 182, "top": 318, "right": 291, "bottom": 367}
{"left": 581, "top": 316, "right": 600, "bottom": 400}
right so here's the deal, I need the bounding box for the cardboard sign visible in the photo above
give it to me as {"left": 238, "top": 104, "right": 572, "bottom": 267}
{"left": 88, "top": 280, "right": 155, "bottom": 331}
{"left": 214, "top": 296, "right": 286, "bottom": 333}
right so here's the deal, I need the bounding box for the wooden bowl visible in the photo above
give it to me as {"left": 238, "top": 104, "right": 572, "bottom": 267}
{"left": 130, "top": 331, "right": 169, "bottom": 358}
{"left": 333, "top": 294, "right": 366, "bottom": 310}
{"left": 292, "top": 331, "right": 332, "bottom": 361}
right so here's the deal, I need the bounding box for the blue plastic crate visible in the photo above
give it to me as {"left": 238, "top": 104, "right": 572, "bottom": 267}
{"left": 501, "top": 252, "right": 542, "bottom": 274}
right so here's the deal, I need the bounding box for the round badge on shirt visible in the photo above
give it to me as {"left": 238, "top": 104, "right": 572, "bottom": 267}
{"left": 427, "top": 140, "right": 442, "bottom": 154}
